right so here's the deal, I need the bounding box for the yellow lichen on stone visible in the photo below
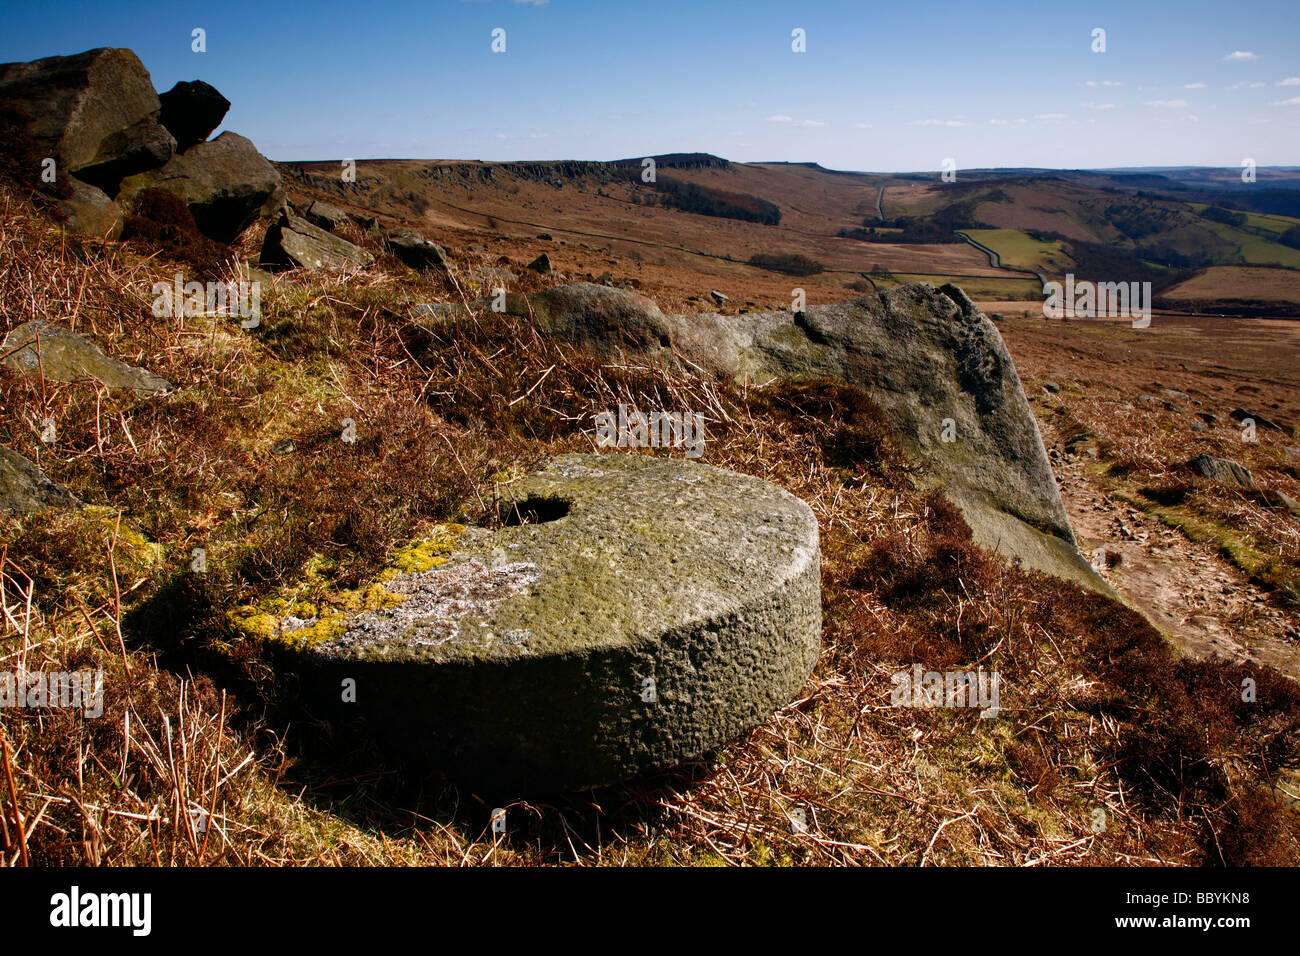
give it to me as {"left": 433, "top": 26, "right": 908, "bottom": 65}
{"left": 227, "top": 524, "right": 466, "bottom": 651}
{"left": 389, "top": 523, "right": 466, "bottom": 574}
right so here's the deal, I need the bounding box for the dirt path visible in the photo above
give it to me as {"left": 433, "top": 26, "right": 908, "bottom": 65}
{"left": 1040, "top": 419, "right": 1300, "bottom": 678}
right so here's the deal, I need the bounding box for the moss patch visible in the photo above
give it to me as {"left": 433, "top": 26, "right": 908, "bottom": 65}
{"left": 228, "top": 522, "right": 467, "bottom": 649}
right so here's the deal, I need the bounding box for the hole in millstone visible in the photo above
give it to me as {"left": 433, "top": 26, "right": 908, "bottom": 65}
{"left": 483, "top": 495, "right": 570, "bottom": 528}
{"left": 658, "top": 334, "right": 670, "bottom": 348}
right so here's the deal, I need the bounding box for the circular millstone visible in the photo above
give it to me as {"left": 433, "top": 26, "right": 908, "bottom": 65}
{"left": 273, "top": 453, "right": 821, "bottom": 791}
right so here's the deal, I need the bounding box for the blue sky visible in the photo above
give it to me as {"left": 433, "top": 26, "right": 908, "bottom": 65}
{"left": 2, "top": 0, "right": 1297, "bottom": 170}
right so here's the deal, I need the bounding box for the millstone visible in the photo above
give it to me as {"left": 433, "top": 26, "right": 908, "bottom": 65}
{"left": 243, "top": 453, "right": 821, "bottom": 791}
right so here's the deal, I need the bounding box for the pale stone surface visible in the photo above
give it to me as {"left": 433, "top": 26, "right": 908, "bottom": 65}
{"left": 252, "top": 453, "right": 822, "bottom": 791}
{"left": 2, "top": 320, "right": 171, "bottom": 394}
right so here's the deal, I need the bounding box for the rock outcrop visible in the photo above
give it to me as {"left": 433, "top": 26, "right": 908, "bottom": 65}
{"left": 1, "top": 47, "right": 280, "bottom": 243}
{"left": 0, "top": 48, "right": 163, "bottom": 188}
{"left": 425, "top": 281, "right": 1100, "bottom": 591}
{"left": 117, "top": 132, "right": 282, "bottom": 243}
{"left": 232, "top": 453, "right": 822, "bottom": 791}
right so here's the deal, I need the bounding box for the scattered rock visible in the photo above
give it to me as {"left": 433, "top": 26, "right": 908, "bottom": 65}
{"left": 1191, "top": 422, "right": 1208, "bottom": 432}
{"left": 1187, "top": 453, "right": 1256, "bottom": 490}
{"left": 536, "top": 233, "right": 552, "bottom": 240}
{"left": 1229, "top": 408, "right": 1283, "bottom": 432}
{"left": 1261, "top": 490, "right": 1300, "bottom": 516}
{"left": 383, "top": 230, "right": 450, "bottom": 272}
{"left": 237, "top": 453, "right": 822, "bottom": 791}
{"left": 1042, "top": 381, "right": 1059, "bottom": 394}
{"left": 261, "top": 212, "right": 373, "bottom": 271}
{"left": 303, "top": 199, "right": 347, "bottom": 232}
{"left": 55, "top": 178, "right": 124, "bottom": 240}
{"left": 0, "top": 447, "right": 80, "bottom": 514}
{"left": 710, "top": 290, "right": 728, "bottom": 306}
{"left": 526, "top": 252, "right": 551, "bottom": 273}
{"left": 1, "top": 320, "right": 172, "bottom": 394}
{"left": 1198, "top": 412, "right": 1217, "bottom": 426}
{"left": 118, "top": 131, "right": 282, "bottom": 242}
{"left": 157, "top": 79, "right": 230, "bottom": 151}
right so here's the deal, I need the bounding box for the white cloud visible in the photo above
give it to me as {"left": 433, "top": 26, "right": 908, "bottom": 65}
{"left": 989, "top": 118, "right": 1009, "bottom": 125}
{"left": 1186, "top": 114, "right": 1200, "bottom": 122}
{"left": 1081, "top": 101, "right": 1118, "bottom": 110}
{"left": 1034, "top": 113, "right": 1067, "bottom": 121}
{"left": 766, "top": 114, "right": 827, "bottom": 127}
{"left": 909, "top": 118, "right": 970, "bottom": 127}
{"left": 1084, "top": 80, "right": 1123, "bottom": 87}
{"left": 1183, "top": 82, "right": 1206, "bottom": 89}
{"left": 1144, "top": 99, "right": 1189, "bottom": 108}
{"left": 1278, "top": 77, "right": 1300, "bottom": 86}
{"left": 1274, "top": 96, "right": 1300, "bottom": 105}
{"left": 851, "top": 122, "right": 873, "bottom": 129}
{"left": 1230, "top": 81, "right": 1267, "bottom": 89}
{"left": 1224, "top": 51, "right": 1259, "bottom": 61}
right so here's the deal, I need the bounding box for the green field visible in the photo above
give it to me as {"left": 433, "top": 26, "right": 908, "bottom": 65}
{"left": 891, "top": 272, "right": 1043, "bottom": 300}
{"left": 960, "top": 228, "right": 1073, "bottom": 273}
{"left": 1186, "top": 201, "right": 1300, "bottom": 237}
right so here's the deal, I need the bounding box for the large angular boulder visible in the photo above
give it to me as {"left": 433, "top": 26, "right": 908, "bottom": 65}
{"left": 231, "top": 453, "right": 822, "bottom": 791}
{"left": 261, "top": 212, "right": 373, "bottom": 271}
{"left": 432, "top": 282, "right": 1100, "bottom": 591}
{"left": 0, "top": 48, "right": 162, "bottom": 183}
{"left": 157, "top": 79, "right": 230, "bottom": 151}
{"left": 0, "top": 447, "right": 80, "bottom": 514}
{"left": 55, "top": 179, "right": 124, "bottom": 240}
{"left": 1, "top": 320, "right": 172, "bottom": 394}
{"left": 117, "top": 132, "right": 281, "bottom": 242}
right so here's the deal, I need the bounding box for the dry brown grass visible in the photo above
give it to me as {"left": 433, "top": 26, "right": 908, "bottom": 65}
{"left": 3, "top": 185, "right": 1299, "bottom": 867}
